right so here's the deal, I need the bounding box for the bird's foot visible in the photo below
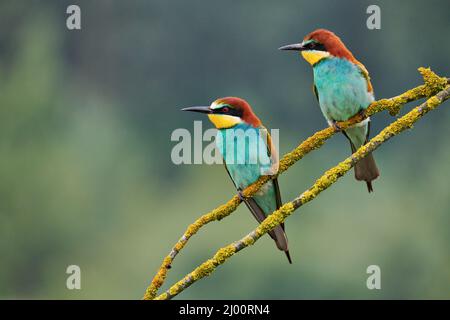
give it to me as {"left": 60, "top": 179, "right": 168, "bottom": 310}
{"left": 357, "top": 109, "right": 367, "bottom": 119}
{"left": 330, "top": 120, "right": 342, "bottom": 132}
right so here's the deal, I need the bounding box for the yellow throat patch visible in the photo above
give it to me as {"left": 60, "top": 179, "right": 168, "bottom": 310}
{"left": 208, "top": 114, "right": 241, "bottom": 129}
{"left": 301, "top": 50, "right": 330, "bottom": 65}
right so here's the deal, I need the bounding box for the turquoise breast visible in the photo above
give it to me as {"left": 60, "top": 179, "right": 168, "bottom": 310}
{"left": 313, "top": 57, "right": 374, "bottom": 122}
{"left": 215, "top": 123, "right": 277, "bottom": 215}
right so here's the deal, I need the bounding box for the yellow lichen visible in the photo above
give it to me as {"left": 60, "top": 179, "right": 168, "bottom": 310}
{"left": 169, "top": 282, "right": 182, "bottom": 296}
{"left": 419, "top": 67, "right": 448, "bottom": 96}
{"left": 214, "top": 246, "right": 236, "bottom": 263}
{"left": 145, "top": 68, "right": 449, "bottom": 300}
{"left": 154, "top": 292, "right": 168, "bottom": 300}
{"left": 242, "top": 235, "right": 256, "bottom": 246}
{"left": 426, "top": 95, "right": 441, "bottom": 109}
{"left": 256, "top": 203, "right": 295, "bottom": 236}
{"left": 174, "top": 242, "right": 183, "bottom": 252}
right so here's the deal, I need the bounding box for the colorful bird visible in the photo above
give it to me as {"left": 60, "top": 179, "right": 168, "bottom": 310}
{"left": 182, "top": 97, "right": 292, "bottom": 263}
{"left": 279, "top": 29, "right": 379, "bottom": 192}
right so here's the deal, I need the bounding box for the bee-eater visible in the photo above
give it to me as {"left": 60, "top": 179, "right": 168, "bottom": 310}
{"left": 182, "top": 97, "right": 292, "bottom": 263}
{"left": 279, "top": 29, "right": 379, "bottom": 192}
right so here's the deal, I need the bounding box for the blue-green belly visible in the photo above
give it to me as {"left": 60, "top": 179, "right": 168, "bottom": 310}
{"left": 313, "top": 57, "right": 373, "bottom": 122}
{"left": 215, "top": 124, "right": 277, "bottom": 215}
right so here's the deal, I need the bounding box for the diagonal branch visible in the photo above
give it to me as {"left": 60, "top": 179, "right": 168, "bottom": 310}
{"left": 143, "top": 68, "right": 449, "bottom": 300}
{"left": 154, "top": 83, "right": 450, "bottom": 300}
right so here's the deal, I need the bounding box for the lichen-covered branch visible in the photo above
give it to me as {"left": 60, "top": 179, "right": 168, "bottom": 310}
{"left": 143, "top": 68, "right": 448, "bottom": 300}
{"left": 154, "top": 82, "right": 450, "bottom": 300}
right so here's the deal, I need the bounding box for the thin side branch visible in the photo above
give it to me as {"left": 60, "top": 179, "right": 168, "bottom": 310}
{"left": 143, "top": 68, "right": 448, "bottom": 300}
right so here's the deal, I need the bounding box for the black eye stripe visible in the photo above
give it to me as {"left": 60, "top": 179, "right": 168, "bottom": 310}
{"left": 215, "top": 106, "right": 242, "bottom": 117}
{"left": 306, "top": 41, "right": 326, "bottom": 51}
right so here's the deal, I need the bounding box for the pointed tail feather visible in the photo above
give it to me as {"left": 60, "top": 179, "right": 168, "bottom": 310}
{"left": 272, "top": 225, "right": 292, "bottom": 264}
{"left": 343, "top": 122, "right": 380, "bottom": 193}
{"left": 242, "top": 198, "right": 292, "bottom": 263}
{"left": 284, "top": 250, "right": 293, "bottom": 264}
{"left": 354, "top": 152, "right": 379, "bottom": 192}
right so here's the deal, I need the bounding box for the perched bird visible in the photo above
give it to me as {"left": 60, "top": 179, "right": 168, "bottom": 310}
{"left": 182, "top": 97, "right": 292, "bottom": 263}
{"left": 279, "top": 29, "right": 379, "bottom": 192}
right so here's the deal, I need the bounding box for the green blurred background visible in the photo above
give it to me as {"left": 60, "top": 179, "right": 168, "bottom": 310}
{"left": 0, "top": 0, "right": 449, "bottom": 299}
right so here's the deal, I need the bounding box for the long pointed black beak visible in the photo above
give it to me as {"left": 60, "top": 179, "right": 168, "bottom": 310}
{"left": 278, "top": 43, "right": 304, "bottom": 51}
{"left": 181, "top": 106, "right": 212, "bottom": 114}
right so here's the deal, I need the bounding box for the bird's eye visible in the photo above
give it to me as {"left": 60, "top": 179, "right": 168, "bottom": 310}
{"left": 221, "top": 106, "right": 229, "bottom": 113}
{"left": 309, "top": 42, "right": 316, "bottom": 49}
